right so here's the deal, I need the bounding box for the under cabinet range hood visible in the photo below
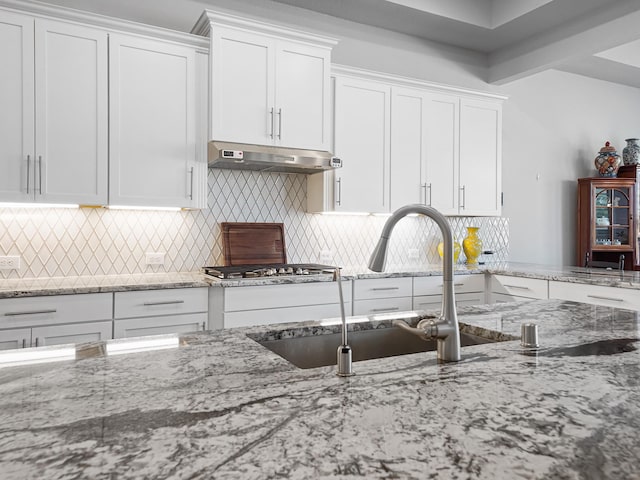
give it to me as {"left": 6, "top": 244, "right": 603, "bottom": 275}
{"left": 207, "top": 141, "right": 342, "bottom": 175}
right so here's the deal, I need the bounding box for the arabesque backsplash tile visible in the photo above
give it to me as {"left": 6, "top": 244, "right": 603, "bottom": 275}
{"left": 0, "top": 170, "right": 508, "bottom": 279}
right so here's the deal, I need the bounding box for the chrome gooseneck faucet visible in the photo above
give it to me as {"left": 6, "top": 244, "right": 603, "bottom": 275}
{"left": 368, "top": 204, "right": 461, "bottom": 362}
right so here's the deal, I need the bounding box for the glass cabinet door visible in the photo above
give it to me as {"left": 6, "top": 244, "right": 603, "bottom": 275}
{"left": 594, "top": 186, "right": 631, "bottom": 247}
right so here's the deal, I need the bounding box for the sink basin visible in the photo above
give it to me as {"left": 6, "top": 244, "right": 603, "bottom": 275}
{"left": 255, "top": 326, "right": 497, "bottom": 369}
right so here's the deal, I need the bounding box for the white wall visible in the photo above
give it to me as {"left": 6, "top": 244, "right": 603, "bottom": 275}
{"left": 501, "top": 70, "right": 640, "bottom": 265}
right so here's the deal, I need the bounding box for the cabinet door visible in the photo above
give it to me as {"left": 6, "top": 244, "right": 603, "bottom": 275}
{"left": 275, "top": 41, "right": 330, "bottom": 151}
{"left": 31, "top": 320, "right": 112, "bottom": 347}
{"left": 334, "top": 76, "right": 390, "bottom": 213}
{"left": 35, "top": 19, "right": 108, "bottom": 205}
{"left": 390, "top": 87, "right": 427, "bottom": 210}
{"left": 109, "top": 34, "right": 197, "bottom": 208}
{"left": 210, "top": 26, "right": 274, "bottom": 146}
{"left": 114, "top": 313, "right": 206, "bottom": 338}
{"left": 0, "top": 328, "right": 31, "bottom": 350}
{"left": 459, "top": 98, "right": 502, "bottom": 216}
{"left": 0, "top": 11, "right": 34, "bottom": 203}
{"left": 425, "top": 93, "right": 459, "bottom": 215}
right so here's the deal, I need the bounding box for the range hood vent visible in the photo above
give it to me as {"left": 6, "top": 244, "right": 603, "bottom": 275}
{"left": 207, "top": 141, "right": 341, "bottom": 175}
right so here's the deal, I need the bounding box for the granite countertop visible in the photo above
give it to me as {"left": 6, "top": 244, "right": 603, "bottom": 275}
{"left": 208, "top": 261, "right": 640, "bottom": 290}
{"left": 0, "top": 272, "right": 210, "bottom": 298}
{"left": 3, "top": 261, "right": 640, "bottom": 296}
{"left": 0, "top": 299, "right": 638, "bottom": 479}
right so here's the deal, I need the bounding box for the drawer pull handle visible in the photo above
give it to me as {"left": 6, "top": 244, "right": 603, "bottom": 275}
{"left": 372, "top": 307, "right": 400, "bottom": 312}
{"left": 5, "top": 309, "right": 57, "bottom": 316}
{"left": 371, "top": 287, "right": 400, "bottom": 291}
{"left": 587, "top": 295, "right": 624, "bottom": 302}
{"left": 143, "top": 300, "right": 185, "bottom": 306}
{"left": 439, "top": 283, "right": 464, "bottom": 287}
{"left": 504, "top": 285, "right": 531, "bottom": 290}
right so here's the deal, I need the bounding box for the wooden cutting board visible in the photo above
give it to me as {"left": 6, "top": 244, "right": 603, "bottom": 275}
{"left": 221, "top": 222, "right": 287, "bottom": 266}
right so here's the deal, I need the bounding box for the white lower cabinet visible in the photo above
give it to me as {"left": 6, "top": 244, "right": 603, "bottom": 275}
{"left": 490, "top": 275, "right": 549, "bottom": 303}
{"left": 413, "top": 274, "right": 486, "bottom": 311}
{"left": 353, "top": 277, "right": 412, "bottom": 315}
{"left": 114, "top": 314, "right": 206, "bottom": 338}
{"left": 217, "top": 282, "right": 352, "bottom": 329}
{"left": 0, "top": 322, "right": 112, "bottom": 350}
{"left": 0, "top": 293, "right": 113, "bottom": 350}
{"left": 549, "top": 281, "right": 640, "bottom": 310}
{"left": 113, "top": 288, "right": 208, "bottom": 338}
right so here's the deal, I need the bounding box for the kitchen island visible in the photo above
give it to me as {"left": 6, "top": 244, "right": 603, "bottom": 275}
{"left": 0, "top": 299, "right": 638, "bottom": 479}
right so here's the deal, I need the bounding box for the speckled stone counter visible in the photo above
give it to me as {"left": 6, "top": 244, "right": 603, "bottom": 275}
{"left": 207, "top": 261, "right": 640, "bottom": 291}
{"left": 0, "top": 272, "right": 209, "bottom": 298}
{"left": 1, "top": 299, "right": 638, "bottom": 479}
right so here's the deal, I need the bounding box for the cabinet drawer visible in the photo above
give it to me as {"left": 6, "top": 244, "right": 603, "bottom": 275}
{"left": 353, "top": 277, "right": 412, "bottom": 300}
{"left": 224, "top": 282, "right": 351, "bottom": 312}
{"left": 353, "top": 297, "right": 412, "bottom": 316}
{"left": 224, "top": 303, "right": 352, "bottom": 329}
{"left": 413, "top": 274, "right": 484, "bottom": 296}
{"left": 492, "top": 275, "right": 548, "bottom": 300}
{"left": 413, "top": 292, "right": 485, "bottom": 311}
{"left": 0, "top": 293, "right": 112, "bottom": 329}
{"left": 549, "top": 281, "right": 640, "bottom": 310}
{"left": 114, "top": 312, "right": 207, "bottom": 338}
{"left": 114, "top": 288, "right": 208, "bottom": 319}
{"left": 491, "top": 293, "right": 535, "bottom": 304}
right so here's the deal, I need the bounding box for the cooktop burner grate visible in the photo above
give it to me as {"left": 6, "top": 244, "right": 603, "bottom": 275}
{"left": 203, "top": 263, "right": 337, "bottom": 280}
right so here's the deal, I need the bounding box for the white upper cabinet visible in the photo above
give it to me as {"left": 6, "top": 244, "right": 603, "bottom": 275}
{"left": 332, "top": 75, "right": 391, "bottom": 213}
{"left": 197, "top": 11, "right": 335, "bottom": 151}
{"left": 459, "top": 98, "right": 502, "bottom": 216}
{"left": 424, "top": 92, "right": 460, "bottom": 215}
{"left": 109, "top": 34, "right": 201, "bottom": 208}
{"left": 0, "top": 10, "right": 33, "bottom": 203}
{"left": 0, "top": 12, "right": 108, "bottom": 205}
{"left": 390, "top": 86, "right": 427, "bottom": 211}
{"left": 309, "top": 66, "right": 505, "bottom": 215}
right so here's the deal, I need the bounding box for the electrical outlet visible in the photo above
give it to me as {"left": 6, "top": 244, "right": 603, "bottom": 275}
{"left": 408, "top": 248, "right": 419, "bottom": 260}
{"left": 319, "top": 250, "right": 333, "bottom": 264}
{"left": 0, "top": 256, "right": 21, "bottom": 270}
{"left": 145, "top": 252, "right": 165, "bottom": 266}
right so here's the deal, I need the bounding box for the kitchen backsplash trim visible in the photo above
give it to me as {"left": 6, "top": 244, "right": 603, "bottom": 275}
{"left": 0, "top": 170, "right": 508, "bottom": 279}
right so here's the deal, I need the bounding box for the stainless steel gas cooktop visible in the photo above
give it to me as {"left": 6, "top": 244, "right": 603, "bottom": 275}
{"left": 203, "top": 263, "right": 337, "bottom": 280}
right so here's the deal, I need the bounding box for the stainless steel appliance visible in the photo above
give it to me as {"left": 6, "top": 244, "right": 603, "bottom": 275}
{"left": 208, "top": 141, "right": 342, "bottom": 175}
{"left": 203, "top": 263, "right": 336, "bottom": 280}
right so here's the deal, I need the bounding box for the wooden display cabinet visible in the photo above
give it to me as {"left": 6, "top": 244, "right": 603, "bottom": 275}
{"left": 577, "top": 176, "right": 636, "bottom": 270}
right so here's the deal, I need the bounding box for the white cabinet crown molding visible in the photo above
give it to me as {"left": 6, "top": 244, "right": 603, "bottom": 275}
{"left": 192, "top": 9, "right": 339, "bottom": 49}
{"left": 0, "top": 0, "right": 208, "bottom": 49}
{"left": 332, "top": 64, "right": 508, "bottom": 102}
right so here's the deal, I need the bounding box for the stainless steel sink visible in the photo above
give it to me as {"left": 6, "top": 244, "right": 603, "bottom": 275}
{"left": 256, "top": 327, "right": 497, "bottom": 369}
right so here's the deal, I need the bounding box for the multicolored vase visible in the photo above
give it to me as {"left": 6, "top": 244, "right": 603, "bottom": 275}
{"left": 623, "top": 138, "right": 640, "bottom": 166}
{"left": 462, "top": 227, "right": 482, "bottom": 265}
{"left": 594, "top": 141, "right": 622, "bottom": 177}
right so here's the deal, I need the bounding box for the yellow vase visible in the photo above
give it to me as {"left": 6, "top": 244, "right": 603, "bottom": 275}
{"left": 462, "top": 227, "right": 482, "bottom": 265}
{"left": 437, "top": 241, "right": 461, "bottom": 263}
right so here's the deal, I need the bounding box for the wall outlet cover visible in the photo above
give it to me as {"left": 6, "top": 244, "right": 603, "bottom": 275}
{"left": 0, "top": 256, "right": 21, "bottom": 270}
{"left": 319, "top": 250, "right": 333, "bottom": 263}
{"left": 145, "top": 252, "right": 165, "bottom": 266}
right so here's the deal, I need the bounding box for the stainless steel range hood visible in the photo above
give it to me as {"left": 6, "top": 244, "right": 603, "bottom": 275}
{"left": 208, "top": 141, "right": 341, "bottom": 175}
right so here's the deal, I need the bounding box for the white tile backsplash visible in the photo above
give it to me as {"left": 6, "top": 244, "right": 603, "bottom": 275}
{"left": 0, "top": 169, "right": 509, "bottom": 279}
